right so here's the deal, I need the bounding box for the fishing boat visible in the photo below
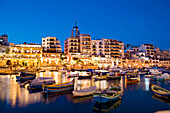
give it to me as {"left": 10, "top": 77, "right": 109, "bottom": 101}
{"left": 150, "top": 76, "right": 166, "bottom": 81}
{"left": 28, "top": 77, "right": 55, "bottom": 90}
{"left": 93, "top": 92, "right": 121, "bottom": 103}
{"left": 66, "top": 71, "right": 79, "bottom": 77}
{"left": 151, "top": 85, "right": 170, "bottom": 98}
{"left": 95, "top": 86, "right": 121, "bottom": 94}
{"left": 73, "top": 86, "right": 97, "bottom": 97}
{"left": 149, "top": 69, "right": 162, "bottom": 75}
{"left": 42, "top": 81, "right": 74, "bottom": 93}
{"left": 93, "top": 99, "right": 121, "bottom": 112}
{"left": 107, "top": 72, "right": 121, "bottom": 80}
{"left": 16, "top": 75, "right": 36, "bottom": 81}
{"left": 145, "top": 74, "right": 154, "bottom": 78}
{"left": 94, "top": 74, "right": 108, "bottom": 80}
{"left": 125, "top": 73, "right": 140, "bottom": 84}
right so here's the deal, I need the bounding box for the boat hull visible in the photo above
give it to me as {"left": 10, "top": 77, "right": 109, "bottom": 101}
{"left": 152, "top": 85, "right": 170, "bottom": 98}
{"left": 93, "top": 93, "right": 121, "bottom": 103}
{"left": 43, "top": 86, "right": 74, "bottom": 93}
{"left": 16, "top": 76, "right": 35, "bottom": 81}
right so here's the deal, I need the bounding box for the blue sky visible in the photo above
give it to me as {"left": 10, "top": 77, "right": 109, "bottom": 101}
{"left": 0, "top": 0, "right": 170, "bottom": 51}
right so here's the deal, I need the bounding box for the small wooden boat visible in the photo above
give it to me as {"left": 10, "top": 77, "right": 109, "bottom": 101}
{"left": 42, "top": 81, "right": 74, "bottom": 93}
{"left": 94, "top": 75, "right": 108, "bottom": 80}
{"left": 28, "top": 77, "right": 55, "bottom": 90}
{"left": 66, "top": 71, "right": 79, "bottom": 77}
{"left": 107, "top": 73, "right": 121, "bottom": 80}
{"left": 16, "top": 75, "right": 36, "bottom": 81}
{"left": 126, "top": 79, "right": 138, "bottom": 84}
{"left": 145, "top": 74, "right": 154, "bottom": 78}
{"left": 151, "top": 85, "right": 170, "bottom": 98}
{"left": 73, "top": 86, "right": 97, "bottom": 97}
{"left": 95, "top": 86, "right": 121, "bottom": 94}
{"left": 93, "top": 92, "right": 121, "bottom": 103}
{"left": 150, "top": 76, "right": 166, "bottom": 81}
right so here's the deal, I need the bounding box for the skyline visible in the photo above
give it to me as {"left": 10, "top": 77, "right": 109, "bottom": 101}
{"left": 0, "top": 0, "right": 170, "bottom": 50}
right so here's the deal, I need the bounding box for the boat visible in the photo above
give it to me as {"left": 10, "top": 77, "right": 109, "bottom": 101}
{"left": 145, "top": 74, "right": 154, "bottom": 78}
{"left": 28, "top": 77, "right": 55, "bottom": 90}
{"left": 72, "top": 86, "right": 97, "bottom": 97}
{"left": 95, "top": 86, "right": 121, "bottom": 94}
{"left": 94, "top": 74, "right": 108, "bottom": 80}
{"left": 149, "top": 69, "right": 162, "bottom": 75}
{"left": 93, "top": 99, "right": 121, "bottom": 112}
{"left": 125, "top": 73, "right": 140, "bottom": 84}
{"left": 93, "top": 92, "right": 121, "bottom": 103}
{"left": 151, "top": 85, "right": 170, "bottom": 98}
{"left": 42, "top": 81, "right": 74, "bottom": 93}
{"left": 20, "top": 72, "right": 36, "bottom": 76}
{"left": 58, "top": 69, "right": 67, "bottom": 73}
{"left": 107, "top": 72, "right": 121, "bottom": 80}
{"left": 66, "top": 71, "right": 79, "bottom": 77}
{"left": 16, "top": 75, "right": 36, "bottom": 81}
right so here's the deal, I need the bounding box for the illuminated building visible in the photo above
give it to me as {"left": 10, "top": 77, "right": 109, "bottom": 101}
{"left": 80, "top": 34, "right": 91, "bottom": 55}
{"left": 139, "top": 44, "right": 155, "bottom": 58}
{"left": 42, "top": 36, "right": 62, "bottom": 53}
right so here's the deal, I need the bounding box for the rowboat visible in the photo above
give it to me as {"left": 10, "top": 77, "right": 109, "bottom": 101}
{"left": 145, "top": 74, "right": 154, "bottom": 78}
{"left": 28, "top": 77, "right": 55, "bottom": 90}
{"left": 150, "top": 77, "right": 166, "bottom": 81}
{"left": 125, "top": 73, "right": 140, "bottom": 83}
{"left": 42, "top": 81, "right": 74, "bottom": 93}
{"left": 93, "top": 99, "right": 121, "bottom": 112}
{"left": 93, "top": 92, "right": 121, "bottom": 103}
{"left": 16, "top": 75, "right": 36, "bottom": 81}
{"left": 73, "top": 86, "right": 97, "bottom": 97}
{"left": 94, "top": 75, "right": 108, "bottom": 80}
{"left": 107, "top": 72, "right": 121, "bottom": 80}
{"left": 149, "top": 69, "right": 162, "bottom": 75}
{"left": 95, "top": 86, "right": 121, "bottom": 94}
{"left": 151, "top": 85, "right": 170, "bottom": 98}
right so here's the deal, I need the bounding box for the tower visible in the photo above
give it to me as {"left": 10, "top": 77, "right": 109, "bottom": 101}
{"left": 71, "top": 20, "right": 80, "bottom": 37}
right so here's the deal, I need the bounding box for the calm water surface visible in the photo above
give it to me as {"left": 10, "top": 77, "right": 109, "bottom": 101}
{"left": 0, "top": 71, "right": 170, "bottom": 113}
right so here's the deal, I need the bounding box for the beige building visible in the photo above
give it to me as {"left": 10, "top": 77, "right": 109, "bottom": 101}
{"left": 42, "top": 36, "right": 61, "bottom": 53}
{"left": 91, "top": 39, "right": 124, "bottom": 58}
{"left": 80, "top": 34, "right": 91, "bottom": 55}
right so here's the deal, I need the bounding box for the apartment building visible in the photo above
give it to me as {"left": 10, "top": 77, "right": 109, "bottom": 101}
{"left": 139, "top": 44, "right": 155, "bottom": 58}
{"left": 80, "top": 34, "right": 91, "bottom": 55}
{"left": 42, "top": 36, "right": 61, "bottom": 53}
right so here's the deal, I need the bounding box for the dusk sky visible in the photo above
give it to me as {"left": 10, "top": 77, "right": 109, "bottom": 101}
{"left": 0, "top": 0, "right": 170, "bottom": 51}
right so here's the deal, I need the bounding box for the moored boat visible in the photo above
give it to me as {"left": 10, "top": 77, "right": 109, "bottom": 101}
{"left": 28, "top": 77, "right": 55, "bottom": 90}
{"left": 151, "top": 85, "right": 170, "bottom": 98}
{"left": 16, "top": 75, "right": 36, "bottom": 81}
{"left": 42, "top": 81, "right": 74, "bottom": 93}
{"left": 93, "top": 92, "right": 121, "bottom": 103}
{"left": 149, "top": 69, "right": 162, "bottom": 75}
{"left": 73, "top": 86, "right": 97, "bottom": 97}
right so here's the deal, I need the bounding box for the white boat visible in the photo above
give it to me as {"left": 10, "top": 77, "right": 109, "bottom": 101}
{"left": 66, "top": 71, "right": 79, "bottom": 77}
{"left": 28, "top": 77, "right": 55, "bottom": 90}
{"left": 58, "top": 69, "right": 67, "bottom": 72}
{"left": 149, "top": 69, "right": 162, "bottom": 75}
{"left": 108, "top": 68, "right": 122, "bottom": 72}
{"left": 73, "top": 86, "right": 97, "bottom": 97}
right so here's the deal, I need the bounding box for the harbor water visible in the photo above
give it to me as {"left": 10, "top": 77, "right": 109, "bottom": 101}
{"left": 0, "top": 71, "right": 170, "bottom": 113}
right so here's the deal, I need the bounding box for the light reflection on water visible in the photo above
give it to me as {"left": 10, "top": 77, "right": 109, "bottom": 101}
{"left": 0, "top": 72, "right": 170, "bottom": 113}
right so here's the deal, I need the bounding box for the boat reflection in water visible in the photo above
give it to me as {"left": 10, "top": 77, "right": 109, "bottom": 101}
{"left": 152, "top": 95, "right": 170, "bottom": 105}
{"left": 93, "top": 99, "right": 121, "bottom": 112}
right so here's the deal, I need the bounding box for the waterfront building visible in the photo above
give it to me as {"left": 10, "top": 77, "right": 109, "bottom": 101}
{"left": 0, "top": 34, "right": 8, "bottom": 45}
{"left": 64, "top": 22, "right": 81, "bottom": 58}
{"left": 42, "top": 36, "right": 62, "bottom": 53}
{"left": 80, "top": 34, "right": 91, "bottom": 55}
{"left": 8, "top": 43, "right": 42, "bottom": 67}
{"left": 91, "top": 39, "right": 124, "bottom": 58}
{"left": 139, "top": 44, "right": 155, "bottom": 58}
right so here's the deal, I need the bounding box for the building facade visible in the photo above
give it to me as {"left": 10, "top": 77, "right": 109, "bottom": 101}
{"left": 42, "top": 36, "right": 61, "bottom": 53}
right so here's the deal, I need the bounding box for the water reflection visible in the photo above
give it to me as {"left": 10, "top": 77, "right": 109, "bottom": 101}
{"left": 0, "top": 72, "right": 170, "bottom": 111}
{"left": 93, "top": 99, "right": 121, "bottom": 112}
